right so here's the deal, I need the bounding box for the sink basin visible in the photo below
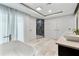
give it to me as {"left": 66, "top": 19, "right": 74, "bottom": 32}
{"left": 64, "top": 35, "right": 79, "bottom": 42}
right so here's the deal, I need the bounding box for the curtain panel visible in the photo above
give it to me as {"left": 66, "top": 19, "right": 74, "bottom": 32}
{"left": 0, "top": 4, "right": 24, "bottom": 44}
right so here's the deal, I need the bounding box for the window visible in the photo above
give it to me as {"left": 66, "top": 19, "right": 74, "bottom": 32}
{"left": 0, "top": 5, "right": 25, "bottom": 44}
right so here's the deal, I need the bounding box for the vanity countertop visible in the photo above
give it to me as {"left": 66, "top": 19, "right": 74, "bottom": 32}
{"left": 56, "top": 36, "right": 79, "bottom": 50}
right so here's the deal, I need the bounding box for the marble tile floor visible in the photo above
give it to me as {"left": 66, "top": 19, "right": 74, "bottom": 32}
{"left": 36, "top": 35, "right": 44, "bottom": 39}
{"left": 26, "top": 38, "right": 58, "bottom": 56}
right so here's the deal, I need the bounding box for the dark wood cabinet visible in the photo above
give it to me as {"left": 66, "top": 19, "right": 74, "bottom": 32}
{"left": 58, "top": 45, "right": 79, "bottom": 56}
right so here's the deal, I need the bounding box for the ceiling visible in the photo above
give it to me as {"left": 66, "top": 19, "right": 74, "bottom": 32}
{"left": 1, "top": 3, "right": 77, "bottom": 19}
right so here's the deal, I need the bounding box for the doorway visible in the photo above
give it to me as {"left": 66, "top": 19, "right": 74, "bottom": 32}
{"left": 36, "top": 19, "right": 44, "bottom": 39}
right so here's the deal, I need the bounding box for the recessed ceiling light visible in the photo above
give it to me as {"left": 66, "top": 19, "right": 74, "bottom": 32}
{"left": 36, "top": 7, "right": 42, "bottom": 11}
{"left": 48, "top": 10, "right": 52, "bottom": 13}
{"left": 47, "top": 3, "right": 52, "bottom": 5}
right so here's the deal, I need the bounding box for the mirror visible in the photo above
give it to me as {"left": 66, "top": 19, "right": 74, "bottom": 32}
{"left": 74, "top": 7, "right": 79, "bottom": 35}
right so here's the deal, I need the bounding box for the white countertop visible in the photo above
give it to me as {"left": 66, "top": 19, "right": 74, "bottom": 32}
{"left": 56, "top": 36, "right": 79, "bottom": 50}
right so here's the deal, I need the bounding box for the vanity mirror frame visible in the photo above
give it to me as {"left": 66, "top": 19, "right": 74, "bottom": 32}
{"left": 74, "top": 3, "right": 79, "bottom": 35}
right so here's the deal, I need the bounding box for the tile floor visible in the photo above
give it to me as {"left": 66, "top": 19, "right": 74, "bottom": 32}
{"left": 26, "top": 38, "right": 58, "bottom": 56}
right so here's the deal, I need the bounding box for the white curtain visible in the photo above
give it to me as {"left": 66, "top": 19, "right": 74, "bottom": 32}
{"left": 16, "top": 11, "right": 24, "bottom": 42}
{"left": 0, "top": 5, "right": 9, "bottom": 44}
{"left": 0, "top": 5, "right": 24, "bottom": 44}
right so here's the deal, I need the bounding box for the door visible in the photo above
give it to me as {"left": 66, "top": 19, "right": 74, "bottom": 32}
{"left": 36, "top": 19, "right": 44, "bottom": 37}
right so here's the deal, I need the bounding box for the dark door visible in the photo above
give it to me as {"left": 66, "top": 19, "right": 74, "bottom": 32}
{"left": 36, "top": 19, "right": 44, "bottom": 36}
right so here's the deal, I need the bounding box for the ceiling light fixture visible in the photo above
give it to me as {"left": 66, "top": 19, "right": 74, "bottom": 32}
{"left": 48, "top": 10, "right": 52, "bottom": 13}
{"left": 36, "top": 7, "right": 42, "bottom": 11}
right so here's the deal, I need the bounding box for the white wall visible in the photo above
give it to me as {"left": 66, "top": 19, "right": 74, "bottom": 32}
{"left": 24, "top": 15, "right": 36, "bottom": 42}
{"left": 23, "top": 14, "right": 76, "bottom": 41}
{"left": 45, "top": 14, "right": 76, "bottom": 39}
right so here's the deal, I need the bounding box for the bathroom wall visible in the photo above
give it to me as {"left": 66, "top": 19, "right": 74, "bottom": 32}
{"left": 23, "top": 14, "right": 76, "bottom": 41}
{"left": 45, "top": 14, "right": 76, "bottom": 39}
{"left": 24, "top": 15, "right": 36, "bottom": 42}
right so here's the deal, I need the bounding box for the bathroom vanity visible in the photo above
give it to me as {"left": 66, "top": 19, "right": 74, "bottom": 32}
{"left": 56, "top": 36, "right": 79, "bottom": 56}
